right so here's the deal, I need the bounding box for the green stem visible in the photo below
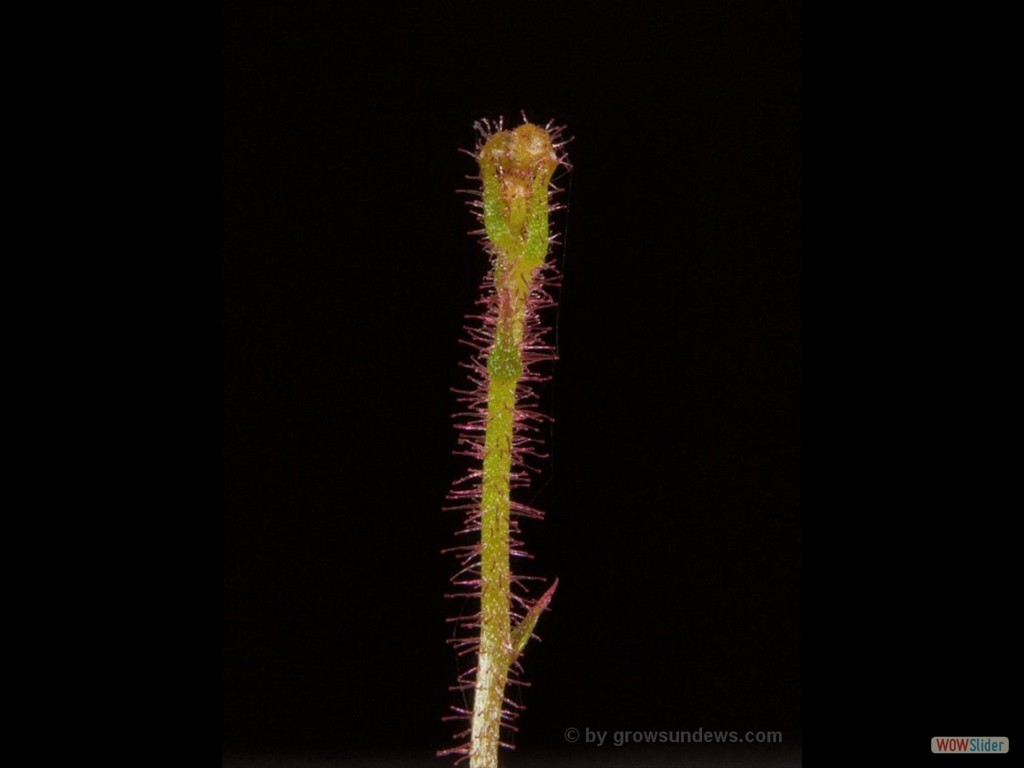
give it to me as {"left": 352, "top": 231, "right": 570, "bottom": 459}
{"left": 440, "top": 117, "right": 567, "bottom": 768}
{"left": 471, "top": 374, "right": 516, "bottom": 765}
{"left": 468, "top": 121, "right": 561, "bottom": 768}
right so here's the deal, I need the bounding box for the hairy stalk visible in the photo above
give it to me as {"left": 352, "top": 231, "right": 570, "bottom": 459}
{"left": 440, "top": 116, "right": 570, "bottom": 768}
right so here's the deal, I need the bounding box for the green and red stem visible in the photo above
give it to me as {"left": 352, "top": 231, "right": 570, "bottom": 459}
{"left": 440, "top": 117, "right": 570, "bottom": 768}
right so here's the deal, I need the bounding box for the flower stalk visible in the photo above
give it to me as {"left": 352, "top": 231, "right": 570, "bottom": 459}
{"left": 439, "top": 116, "right": 570, "bottom": 768}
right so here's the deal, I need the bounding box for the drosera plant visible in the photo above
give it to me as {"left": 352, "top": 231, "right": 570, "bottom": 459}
{"left": 438, "top": 114, "right": 571, "bottom": 768}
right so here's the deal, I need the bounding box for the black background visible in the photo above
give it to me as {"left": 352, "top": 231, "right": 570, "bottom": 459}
{"left": 222, "top": 1, "right": 1012, "bottom": 765}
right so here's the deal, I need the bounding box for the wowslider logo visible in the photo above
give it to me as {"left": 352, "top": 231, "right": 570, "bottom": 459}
{"left": 932, "top": 737, "right": 1009, "bottom": 754}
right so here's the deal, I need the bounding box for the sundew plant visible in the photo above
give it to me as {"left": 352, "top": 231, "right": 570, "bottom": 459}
{"left": 439, "top": 116, "right": 571, "bottom": 768}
